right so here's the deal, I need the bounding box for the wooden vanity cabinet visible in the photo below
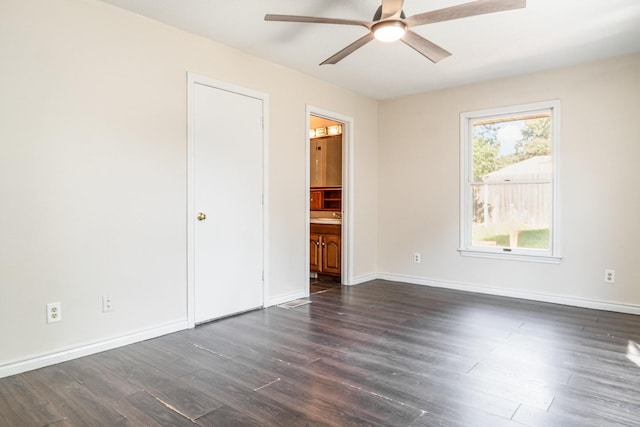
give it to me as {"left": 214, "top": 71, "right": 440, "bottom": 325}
{"left": 310, "top": 224, "right": 341, "bottom": 276}
{"left": 310, "top": 233, "right": 322, "bottom": 272}
{"left": 321, "top": 234, "right": 341, "bottom": 275}
{"left": 310, "top": 190, "right": 322, "bottom": 211}
{"left": 309, "top": 187, "right": 341, "bottom": 211}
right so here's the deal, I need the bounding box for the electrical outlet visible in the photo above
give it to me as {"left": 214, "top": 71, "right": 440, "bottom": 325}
{"left": 604, "top": 269, "right": 615, "bottom": 284}
{"left": 47, "top": 302, "right": 62, "bottom": 323}
{"left": 102, "top": 296, "right": 113, "bottom": 312}
{"left": 414, "top": 253, "right": 421, "bottom": 263}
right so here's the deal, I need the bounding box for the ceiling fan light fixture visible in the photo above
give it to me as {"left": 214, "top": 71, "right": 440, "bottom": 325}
{"left": 372, "top": 21, "right": 406, "bottom": 42}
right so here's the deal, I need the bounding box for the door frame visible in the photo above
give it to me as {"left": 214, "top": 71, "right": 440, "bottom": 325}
{"left": 306, "top": 105, "right": 354, "bottom": 288}
{"left": 186, "top": 72, "right": 270, "bottom": 328}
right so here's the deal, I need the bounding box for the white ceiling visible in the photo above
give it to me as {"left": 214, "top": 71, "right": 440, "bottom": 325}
{"left": 98, "top": 0, "right": 640, "bottom": 100}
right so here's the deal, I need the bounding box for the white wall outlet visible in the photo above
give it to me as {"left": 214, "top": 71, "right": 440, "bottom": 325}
{"left": 102, "top": 295, "right": 113, "bottom": 312}
{"left": 414, "top": 253, "right": 421, "bottom": 263}
{"left": 604, "top": 269, "right": 615, "bottom": 284}
{"left": 47, "top": 302, "right": 62, "bottom": 323}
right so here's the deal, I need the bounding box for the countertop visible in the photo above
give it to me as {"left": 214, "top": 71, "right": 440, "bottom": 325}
{"left": 310, "top": 218, "right": 342, "bottom": 225}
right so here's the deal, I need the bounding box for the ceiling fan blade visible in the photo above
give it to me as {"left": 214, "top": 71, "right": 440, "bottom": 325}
{"left": 265, "top": 14, "right": 370, "bottom": 29}
{"left": 320, "top": 33, "right": 375, "bottom": 65}
{"left": 381, "top": 0, "right": 405, "bottom": 19}
{"left": 401, "top": 30, "right": 452, "bottom": 63}
{"left": 405, "top": 0, "right": 526, "bottom": 27}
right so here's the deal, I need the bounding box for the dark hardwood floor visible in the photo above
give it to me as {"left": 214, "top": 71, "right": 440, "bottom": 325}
{"left": 2, "top": 280, "right": 640, "bottom": 426}
{"left": 310, "top": 274, "right": 342, "bottom": 295}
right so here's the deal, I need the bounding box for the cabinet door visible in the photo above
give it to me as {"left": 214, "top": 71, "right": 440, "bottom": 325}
{"left": 310, "top": 191, "right": 322, "bottom": 211}
{"left": 322, "top": 234, "right": 341, "bottom": 275}
{"left": 324, "top": 135, "right": 342, "bottom": 187}
{"left": 310, "top": 234, "right": 321, "bottom": 272}
{"left": 310, "top": 140, "right": 323, "bottom": 187}
{"left": 310, "top": 135, "right": 342, "bottom": 187}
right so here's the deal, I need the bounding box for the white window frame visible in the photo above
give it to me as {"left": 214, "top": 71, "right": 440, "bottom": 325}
{"left": 459, "top": 100, "right": 562, "bottom": 264}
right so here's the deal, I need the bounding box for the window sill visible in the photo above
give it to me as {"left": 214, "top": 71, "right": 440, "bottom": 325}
{"left": 458, "top": 248, "right": 562, "bottom": 264}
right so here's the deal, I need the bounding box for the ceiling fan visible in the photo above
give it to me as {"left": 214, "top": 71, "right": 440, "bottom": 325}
{"left": 265, "top": 0, "right": 526, "bottom": 65}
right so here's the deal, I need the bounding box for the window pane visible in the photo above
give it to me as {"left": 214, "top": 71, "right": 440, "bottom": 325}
{"left": 471, "top": 182, "right": 551, "bottom": 249}
{"left": 470, "top": 114, "right": 552, "bottom": 251}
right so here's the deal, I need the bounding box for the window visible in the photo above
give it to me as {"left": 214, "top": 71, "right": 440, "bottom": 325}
{"left": 459, "top": 100, "right": 561, "bottom": 263}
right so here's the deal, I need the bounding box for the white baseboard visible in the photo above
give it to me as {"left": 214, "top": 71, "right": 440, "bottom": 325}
{"left": 351, "top": 272, "right": 378, "bottom": 286}
{"left": 266, "top": 289, "right": 308, "bottom": 307}
{"left": 377, "top": 273, "right": 640, "bottom": 316}
{"left": 0, "top": 319, "right": 189, "bottom": 379}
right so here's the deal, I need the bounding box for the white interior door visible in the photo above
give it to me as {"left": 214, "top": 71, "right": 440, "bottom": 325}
{"left": 192, "top": 81, "right": 264, "bottom": 323}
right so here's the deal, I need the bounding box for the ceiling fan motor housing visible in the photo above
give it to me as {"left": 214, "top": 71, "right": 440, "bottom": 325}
{"left": 373, "top": 5, "right": 406, "bottom": 21}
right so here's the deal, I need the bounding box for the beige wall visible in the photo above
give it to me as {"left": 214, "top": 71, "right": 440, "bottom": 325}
{"left": 0, "top": 0, "right": 379, "bottom": 369}
{"left": 378, "top": 54, "right": 640, "bottom": 307}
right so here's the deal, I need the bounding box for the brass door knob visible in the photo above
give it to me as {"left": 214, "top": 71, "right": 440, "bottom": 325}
{"left": 197, "top": 212, "right": 207, "bottom": 221}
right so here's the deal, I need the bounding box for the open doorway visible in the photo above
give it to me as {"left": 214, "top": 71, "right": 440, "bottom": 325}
{"left": 307, "top": 107, "right": 352, "bottom": 295}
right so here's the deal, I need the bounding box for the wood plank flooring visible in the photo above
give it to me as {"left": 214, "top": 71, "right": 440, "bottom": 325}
{"left": 310, "top": 273, "right": 342, "bottom": 295}
{"left": 2, "top": 280, "right": 640, "bottom": 426}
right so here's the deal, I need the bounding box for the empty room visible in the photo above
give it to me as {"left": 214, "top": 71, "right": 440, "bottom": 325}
{"left": 1, "top": 0, "right": 640, "bottom": 425}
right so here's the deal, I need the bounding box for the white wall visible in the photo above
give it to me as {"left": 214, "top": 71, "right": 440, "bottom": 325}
{"left": 0, "top": 0, "right": 379, "bottom": 372}
{"left": 378, "top": 54, "right": 640, "bottom": 310}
